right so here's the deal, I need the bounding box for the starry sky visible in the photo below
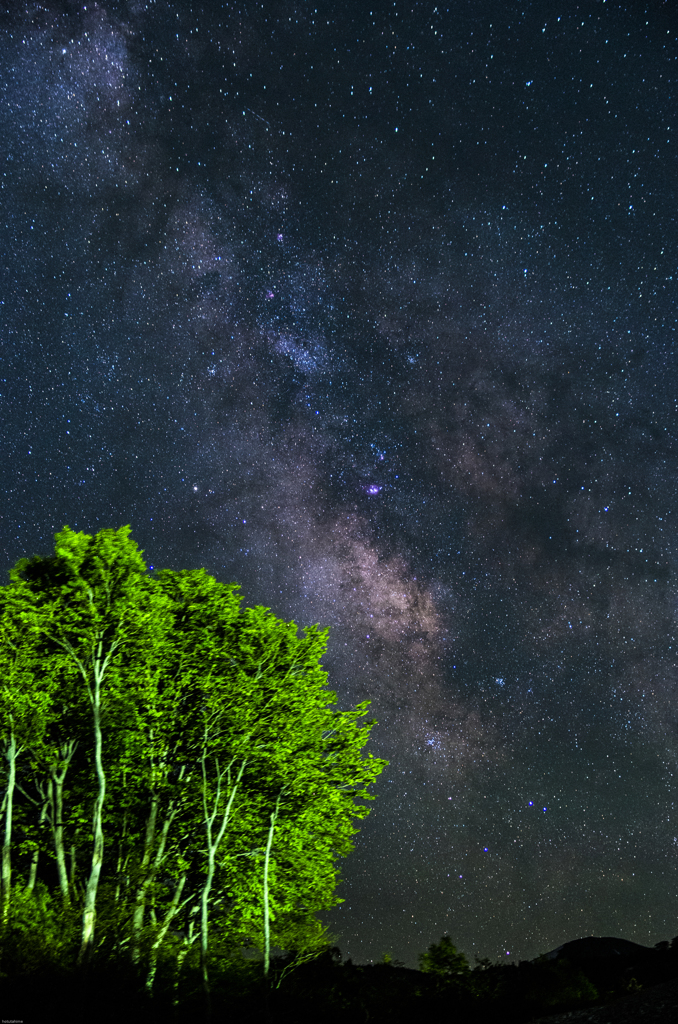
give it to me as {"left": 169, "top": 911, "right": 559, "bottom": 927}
{"left": 2, "top": 0, "right": 678, "bottom": 968}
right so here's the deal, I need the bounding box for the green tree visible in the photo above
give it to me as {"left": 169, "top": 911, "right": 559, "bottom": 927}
{"left": 140, "top": 573, "right": 388, "bottom": 999}
{"left": 419, "top": 935, "right": 471, "bottom": 983}
{"left": 0, "top": 528, "right": 388, "bottom": 1004}
{"left": 6, "top": 526, "right": 169, "bottom": 963}
{"left": 0, "top": 585, "right": 63, "bottom": 924}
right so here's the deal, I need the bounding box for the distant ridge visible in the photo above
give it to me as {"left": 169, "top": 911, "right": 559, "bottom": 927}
{"left": 540, "top": 936, "right": 656, "bottom": 964}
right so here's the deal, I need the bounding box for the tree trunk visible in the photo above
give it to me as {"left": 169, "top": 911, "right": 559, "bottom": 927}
{"left": 69, "top": 843, "right": 77, "bottom": 888}
{"left": 26, "top": 845, "right": 39, "bottom": 892}
{"left": 199, "top": 754, "right": 247, "bottom": 1003}
{"left": 51, "top": 739, "right": 77, "bottom": 906}
{"left": 131, "top": 793, "right": 158, "bottom": 962}
{"left": 131, "top": 765, "right": 190, "bottom": 963}
{"left": 1, "top": 723, "right": 20, "bottom": 924}
{"left": 263, "top": 792, "right": 283, "bottom": 979}
{"left": 144, "top": 871, "right": 188, "bottom": 993}
{"left": 78, "top": 639, "right": 108, "bottom": 965}
{"left": 114, "top": 811, "right": 129, "bottom": 904}
{"left": 173, "top": 908, "right": 200, "bottom": 1008}
{"left": 26, "top": 783, "right": 50, "bottom": 895}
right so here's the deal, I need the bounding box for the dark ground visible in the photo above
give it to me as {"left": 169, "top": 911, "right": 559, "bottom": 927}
{"left": 533, "top": 977, "right": 678, "bottom": 1024}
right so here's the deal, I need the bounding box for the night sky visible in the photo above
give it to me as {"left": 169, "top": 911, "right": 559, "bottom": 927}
{"left": 2, "top": 0, "right": 678, "bottom": 968}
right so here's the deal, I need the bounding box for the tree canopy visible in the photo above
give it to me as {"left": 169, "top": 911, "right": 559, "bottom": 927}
{"left": 0, "top": 525, "right": 388, "bottom": 997}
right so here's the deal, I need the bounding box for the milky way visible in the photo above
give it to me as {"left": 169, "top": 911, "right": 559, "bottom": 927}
{"left": 2, "top": 1, "right": 678, "bottom": 966}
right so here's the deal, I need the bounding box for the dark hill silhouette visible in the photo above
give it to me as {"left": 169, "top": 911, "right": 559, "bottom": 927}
{"left": 541, "top": 936, "right": 656, "bottom": 965}
{"left": 532, "top": 935, "right": 678, "bottom": 1018}
{"left": 2, "top": 930, "right": 678, "bottom": 1023}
